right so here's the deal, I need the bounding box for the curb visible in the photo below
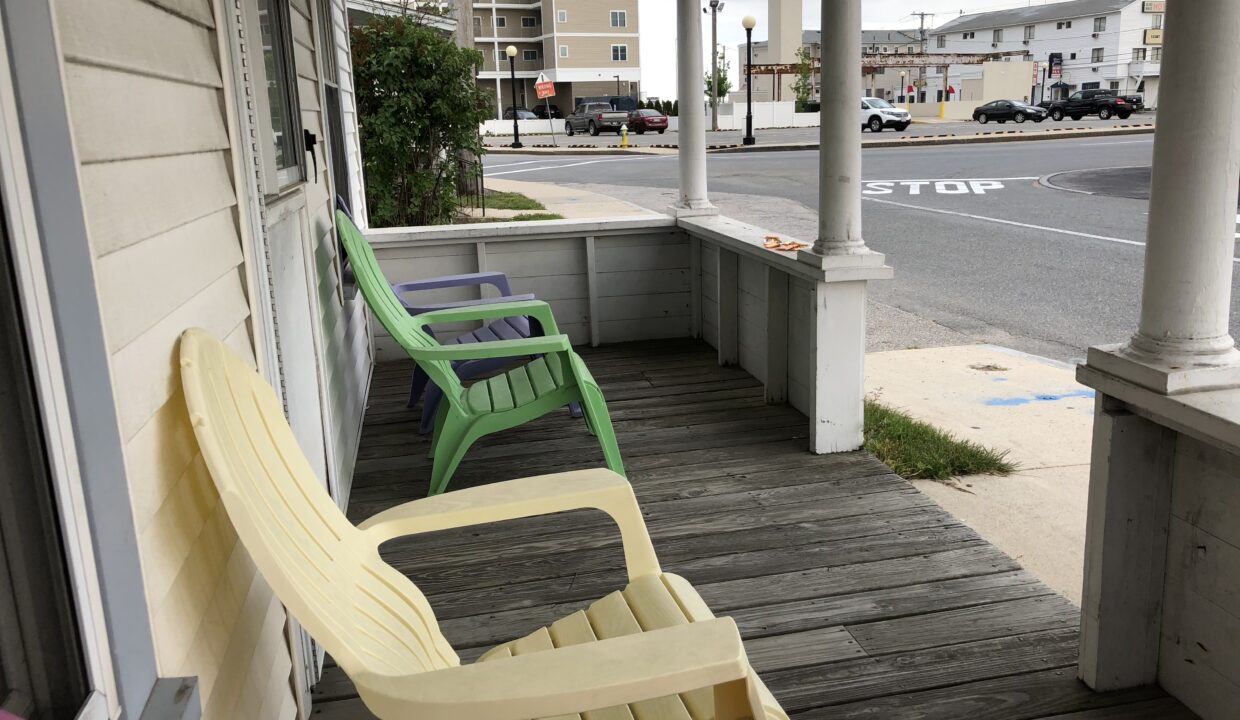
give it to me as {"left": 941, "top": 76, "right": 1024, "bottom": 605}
{"left": 483, "top": 123, "right": 1156, "bottom": 155}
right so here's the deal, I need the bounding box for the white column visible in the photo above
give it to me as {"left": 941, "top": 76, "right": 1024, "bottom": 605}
{"left": 810, "top": 0, "right": 865, "bottom": 255}
{"left": 1113, "top": 0, "right": 1240, "bottom": 387}
{"left": 674, "top": 0, "right": 712, "bottom": 213}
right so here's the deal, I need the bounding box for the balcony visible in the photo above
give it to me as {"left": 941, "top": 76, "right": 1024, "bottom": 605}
{"left": 1129, "top": 60, "right": 1162, "bottom": 77}
{"left": 477, "top": 24, "right": 544, "bottom": 40}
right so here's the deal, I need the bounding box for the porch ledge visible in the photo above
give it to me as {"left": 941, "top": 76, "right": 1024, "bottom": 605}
{"left": 678, "top": 215, "right": 894, "bottom": 283}
{"left": 1078, "top": 359, "right": 1240, "bottom": 456}
{"left": 367, "top": 216, "right": 677, "bottom": 247}
{"left": 139, "top": 677, "right": 199, "bottom": 720}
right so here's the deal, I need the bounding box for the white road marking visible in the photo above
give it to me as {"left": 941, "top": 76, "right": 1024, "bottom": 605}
{"left": 485, "top": 155, "right": 671, "bottom": 177}
{"left": 863, "top": 176, "right": 1040, "bottom": 183}
{"left": 866, "top": 196, "right": 1240, "bottom": 264}
{"left": 862, "top": 178, "right": 1036, "bottom": 196}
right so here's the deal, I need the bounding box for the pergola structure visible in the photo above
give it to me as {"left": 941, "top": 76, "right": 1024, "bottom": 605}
{"left": 745, "top": 50, "right": 1028, "bottom": 75}
{"left": 673, "top": 1, "right": 1240, "bottom": 718}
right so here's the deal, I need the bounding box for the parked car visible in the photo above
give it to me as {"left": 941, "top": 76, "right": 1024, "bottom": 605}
{"left": 860, "top": 97, "right": 910, "bottom": 133}
{"left": 972, "top": 100, "right": 1048, "bottom": 124}
{"left": 503, "top": 107, "right": 537, "bottom": 120}
{"left": 1037, "top": 90, "right": 1135, "bottom": 121}
{"left": 532, "top": 104, "right": 563, "bottom": 119}
{"left": 565, "top": 102, "right": 630, "bottom": 136}
{"left": 628, "top": 108, "right": 668, "bottom": 134}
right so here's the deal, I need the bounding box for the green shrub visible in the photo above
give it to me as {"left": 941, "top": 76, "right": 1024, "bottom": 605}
{"left": 352, "top": 16, "right": 491, "bottom": 226}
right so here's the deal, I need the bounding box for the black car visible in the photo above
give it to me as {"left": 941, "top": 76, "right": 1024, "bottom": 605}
{"left": 1037, "top": 90, "right": 1135, "bottom": 121}
{"left": 532, "top": 104, "right": 563, "bottom": 119}
{"left": 972, "top": 100, "right": 1048, "bottom": 124}
{"left": 503, "top": 107, "right": 537, "bottom": 120}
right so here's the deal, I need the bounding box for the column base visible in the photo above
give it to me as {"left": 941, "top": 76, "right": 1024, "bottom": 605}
{"left": 1087, "top": 343, "right": 1240, "bottom": 395}
{"left": 667, "top": 202, "right": 719, "bottom": 219}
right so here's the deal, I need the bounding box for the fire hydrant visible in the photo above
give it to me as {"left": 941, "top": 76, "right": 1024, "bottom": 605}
{"left": 621, "top": 123, "right": 629, "bottom": 149}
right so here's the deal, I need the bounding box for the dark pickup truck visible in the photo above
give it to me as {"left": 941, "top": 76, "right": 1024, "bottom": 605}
{"left": 1038, "top": 89, "right": 1140, "bottom": 121}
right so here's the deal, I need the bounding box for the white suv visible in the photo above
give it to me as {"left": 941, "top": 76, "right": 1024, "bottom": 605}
{"left": 861, "top": 97, "right": 911, "bottom": 133}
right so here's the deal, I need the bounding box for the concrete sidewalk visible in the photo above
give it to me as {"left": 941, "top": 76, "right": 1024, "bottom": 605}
{"left": 866, "top": 345, "right": 1093, "bottom": 605}
{"left": 483, "top": 178, "right": 658, "bottom": 219}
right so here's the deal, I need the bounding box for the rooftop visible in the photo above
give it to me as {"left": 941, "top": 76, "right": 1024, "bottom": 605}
{"left": 933, "top": 0, "right": 1132, "bottom": 34}
{"left": 311, "top": 339, "right": 1197, "bottom": 719}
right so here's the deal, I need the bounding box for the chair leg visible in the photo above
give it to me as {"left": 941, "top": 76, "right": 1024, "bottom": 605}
{"left": 428, "top": 414, "right": 477, "bottom": 496}
{"left": 581, "top": 386, "right": 624, "bottom": 477}
{"left": 567, "top": 401, "right": 584, "bottom": 419}
{"left": 428, "top": 400, "right": 450, "bottom": 459}
{"left": 407, "top": 365, "right": 431, "bottom": 409}
{"left": 420, "top": 383, "right": 446, "bottom": 434}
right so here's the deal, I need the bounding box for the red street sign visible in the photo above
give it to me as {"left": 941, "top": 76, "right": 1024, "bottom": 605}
{"left": 536, "top": 81, "right": 555, "bottom": 99}
{"left": 948, "top": 85, "right": 956, "bottom": 95}
{"left": 1033, "top": 62, "right": 1040, "bottom": 84}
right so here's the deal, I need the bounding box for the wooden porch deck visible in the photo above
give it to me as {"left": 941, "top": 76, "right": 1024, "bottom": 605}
{"left": 311, "top": 339, "right": 1196, "bottom": 719}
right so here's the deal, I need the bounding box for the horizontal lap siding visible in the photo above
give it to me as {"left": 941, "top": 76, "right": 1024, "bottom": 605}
{"left": 330, "top": 0, "right": 367, "bottom": 227}
{"left": 290, "top": 0, "right": 371, "bottom": 507}
{"left": 594, "top": 232, "right": 692, "bottom": 343}
{"left": 1161, "top": 436, "right": 1240, "bottom": 720}
{"left": 53, "top": 0, "right": 294, "bottom": 716}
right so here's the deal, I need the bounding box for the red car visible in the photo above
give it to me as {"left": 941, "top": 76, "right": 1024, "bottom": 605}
{"left": 628, "top": 109, "right": 668, "bottom": 134}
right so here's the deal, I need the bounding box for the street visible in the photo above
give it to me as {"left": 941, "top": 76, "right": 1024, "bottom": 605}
{"left": 484, "top": 134, "right": 1240, "bottom": 363}
{"left": 483, "top": 114, "right": 1154, "bottom": 148}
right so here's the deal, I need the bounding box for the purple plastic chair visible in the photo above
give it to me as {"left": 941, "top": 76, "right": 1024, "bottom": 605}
{"left": 335, "top": 197, "right": 581, "bottom": 433}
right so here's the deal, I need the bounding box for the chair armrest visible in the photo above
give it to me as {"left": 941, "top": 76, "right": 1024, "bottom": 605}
{"left": 391, "top": 271, "right": 514, "bottom": 297}
{"left": 359, "top": 468, "right": 659, "bottom": 579}
{"left": 409, "top": 335, "right": 571, "bottom": 362}
{"left": 400, "top": 293, "right": 536, "bottom": 315}
{"left": 412, "top": 300, "right": 560, "bottom": 336}
{"left": 354, "top": 618, "right": 749, "bottom": 720}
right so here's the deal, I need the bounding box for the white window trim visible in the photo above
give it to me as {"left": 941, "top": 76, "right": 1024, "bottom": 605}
{"left": 523, "top": 49, "right": 538, "bottom": 61}
{"left": 611, "top": 43, "right": 628, "bottom": 61}
{"left": 610, "top": 9, "right": 627, "bottom": 28}
{"left": 557, "top": 9, "right": 567, "bottom": 23}
{"left": 520, "top": 15, "right": 536, "bottom": 27}
{"left": 559, "top": 44, "right": 569, "bottom": 58}
{"left": 494, "top": 15, "right": 506, "bottom": 27}
{"left": 242, "top": 0, "right": 303, "bottom": 194}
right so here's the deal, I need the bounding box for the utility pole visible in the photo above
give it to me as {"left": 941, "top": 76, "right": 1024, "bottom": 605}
{"left": 912, "top": 12, "right": 934, "bottom": 102}
{"left": 705, "top": 1, "right": 725, "bottom": 132}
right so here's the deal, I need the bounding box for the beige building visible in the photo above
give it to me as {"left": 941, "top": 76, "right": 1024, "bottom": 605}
{"left": 471, "top": 0, "right": 642, "bottom": 117}
{"left": 739, "top": 29, "right": 926, "bottom": 103}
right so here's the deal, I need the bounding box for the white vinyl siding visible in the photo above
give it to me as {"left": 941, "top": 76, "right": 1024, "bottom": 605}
{"left": 49, "top": 0, "right": 296, "bottom": 716}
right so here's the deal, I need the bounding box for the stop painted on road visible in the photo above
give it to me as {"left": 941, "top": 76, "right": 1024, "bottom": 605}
{"left": 864, "top": 180, "right": 1008, "bottom": 196}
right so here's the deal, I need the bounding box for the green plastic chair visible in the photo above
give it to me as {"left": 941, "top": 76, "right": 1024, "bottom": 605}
{"left": 336, "top": 210, "right": 624, "bottom": 496}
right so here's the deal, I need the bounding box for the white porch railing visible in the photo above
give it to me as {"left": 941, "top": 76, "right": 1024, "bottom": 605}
{"left": 367, "top": 213, "right": 891, "bottom": 454}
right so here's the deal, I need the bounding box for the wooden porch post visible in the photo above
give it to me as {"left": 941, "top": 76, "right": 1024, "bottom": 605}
{"left": 796, "top": 0, "right": 892, "bottom": 453}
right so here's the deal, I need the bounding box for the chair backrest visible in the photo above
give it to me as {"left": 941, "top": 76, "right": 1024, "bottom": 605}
{"left": 334, "top": 210, "right": 461, "bottom": 395}
{"left": 179, "top": 329, "right": 460, "bottom": 681}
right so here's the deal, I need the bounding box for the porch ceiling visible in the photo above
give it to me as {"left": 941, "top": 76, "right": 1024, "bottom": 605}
{"left": 313, "top": 339, "right": 1195, "bottom": 719}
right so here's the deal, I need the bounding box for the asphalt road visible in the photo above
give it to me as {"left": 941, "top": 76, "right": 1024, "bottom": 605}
{"left": 483, "top": 134, "right": 1240, "bottom": 363}
{"left": 483, "top": 114, "right": 1155, "bottom": 148}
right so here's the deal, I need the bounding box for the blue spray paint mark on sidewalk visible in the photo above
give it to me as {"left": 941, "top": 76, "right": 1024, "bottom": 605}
{"left": 985, "top": 389, "right": 1095, "bottom": 407}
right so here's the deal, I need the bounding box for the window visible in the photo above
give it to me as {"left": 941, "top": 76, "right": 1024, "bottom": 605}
{"left": 882, "top": 46, "right": 888, "bottom": 52}
{"left": 1152, "top": 14, "right": 1163, "bottom": 29}
{"left": 1081, "top": 82, "right": 1100, "bottom": 90}
{"left": 962, "top": 31, "right": 975, "bottom": 39}
{"left": 610, "top": 10, "right": 626, "bottom": 28}
{"left": 255, "top": 0, "right": 303, "bottom": 190}
{"left": 496, "top": 49, "right": 507, "bottom": 63}
{"left": 559, "top": 44, "right": 569, "bottom": 58}
{"left": 936, "top": 35, "right": 946, "bottom": 48}
{"left": 1109, "top": 81, "right": 1120, "bottom": 90}
{"left": 1069, "top": 52, "right": 1077, "bottom": 60}
{"left": 907, "top": 45, "right": 914, "bottom": 53}
{"left": 992, "top": 28, "right": 1003, "bottom": 43}
{"left": 1092, "top": 47, "right": 1104, "bottom": 63}
{"left": 1132, "top": 47, "right": 1147, "bottom": 61}
{"left": 611, "top": 44, "right": 628, "bottom": 61}
{"left": 521, "top": 16, "right": 537, "bottom": 27}
{"left": 1151, "top": 47, "right": 1162, "bottom": 61}
{"left": 523, "top": 49, "right": 539, "bottom": 61}
{"left": 1093, "top": 16, "right": 1106, "bottom": 32}
{"left": 1057, "top": 20, "right": 1072, "bottom": 29}
{"left": 557, "top": 9, "right": 567, "bottom": 23}
{"left": 1024, "top": 25, "right": 1035, "bottom": 40}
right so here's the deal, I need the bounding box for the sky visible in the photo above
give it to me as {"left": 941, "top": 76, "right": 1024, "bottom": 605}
{"left": 637, "top": 0, "right": 1070, "bottom": 99}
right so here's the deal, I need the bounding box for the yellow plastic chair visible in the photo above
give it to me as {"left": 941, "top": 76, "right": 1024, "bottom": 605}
{"left": 178, "top": 329, "right": 789, "bottom": 720}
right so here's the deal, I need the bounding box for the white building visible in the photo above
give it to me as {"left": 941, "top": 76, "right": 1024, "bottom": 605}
{"left": 929, "top": 0, "right": 1164, "bottom": 108}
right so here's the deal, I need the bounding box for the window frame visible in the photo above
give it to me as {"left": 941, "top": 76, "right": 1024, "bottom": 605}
{"left": 610, "top": 10, "right": 627, "bottom": 28}
{"left": 520, "top": 15, "right": 536, "bottom": 28}
{"left": 992, "top": 28, "right": 1003, "bottom": 43}
{"left": 1093, "top": 16, "right": 1107, "bottom": 33}
{"left": 559, "top": 44, "right": 569, "bottom": 58}
{"left": 494, "top": 15, "right": 507, "bottom": 28}
{"left": 557, "top": 9, "right": 567, "bottom": 23}
{"left": 522, "top": 49, "right": 539, "bottom": 61}
{"left": 936, "top": 35, "right": 945, "bottom": 49}
{"left": 1091, "top": 47, "right": 1105, "bottom": 63}
{"left": 1024, "top": 24, "right": 1035, "bottom": 40}
{"left": 248, "top": 0, "right": 305, "bottom": 194}
{"left": 611, "top": 44, "right": 628, "bottom": 62}
{"left": 1132, "top": 47, "right": 1147, "bottom": 61}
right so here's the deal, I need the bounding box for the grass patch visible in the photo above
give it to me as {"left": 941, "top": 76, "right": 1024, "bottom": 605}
{"left": 864, "top": 400, "right": 1016, "bottom": 481}
{"left": 461, "top": 212, "right": 566, "bottom": 223}
{"left": 483, "top": 191, "right": 546, "bottom": 211}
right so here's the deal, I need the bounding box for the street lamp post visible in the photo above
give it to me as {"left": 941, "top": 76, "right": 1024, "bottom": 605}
{"left": 506, "top": 45, "right": 522, "bottom": 149}
{"left": 742, "top": 15, "right": 756, "bottom": 146}
{"left": 614, "top": 74, "right": 621, "bottom": 96}
{"left": 705, "top": 1, "right": 725, "bottom": 131}
{"left": 899, "top": 70, "right": 907, "bottom": 104}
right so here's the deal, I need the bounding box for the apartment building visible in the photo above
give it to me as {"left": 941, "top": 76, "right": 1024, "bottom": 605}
{"left": 738, "top": 29, "right": 925, "bottom": 103}
{"left": 929, "top": 0, "right": 1164, "bottom": 108}
{"left": 471, "top": 0, "right": 641, "bottom": 118}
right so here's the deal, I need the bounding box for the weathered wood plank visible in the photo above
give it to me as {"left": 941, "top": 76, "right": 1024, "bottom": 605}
{"left": 744, "top": 627, "right": 866, "bottom": 675}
